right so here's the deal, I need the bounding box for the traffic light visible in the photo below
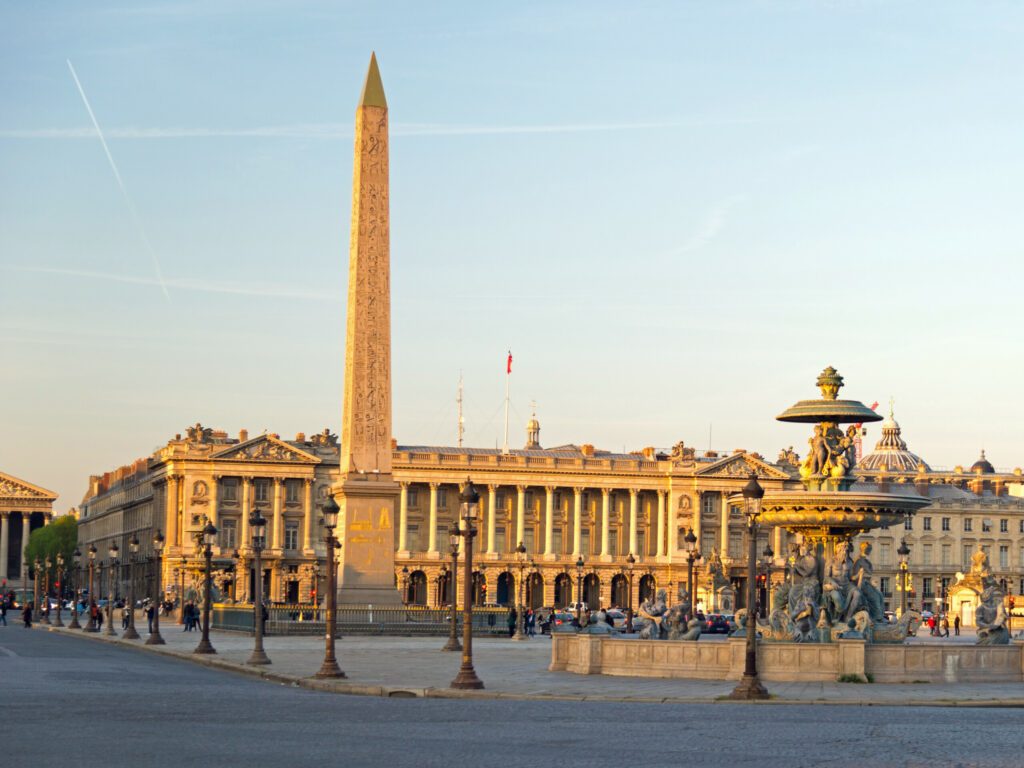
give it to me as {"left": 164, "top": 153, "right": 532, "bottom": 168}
{"left": 1009, "top": 597, "right": 1016, "bottom": 610}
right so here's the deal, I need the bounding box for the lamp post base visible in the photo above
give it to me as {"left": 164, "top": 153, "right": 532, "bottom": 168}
{"left": 193, "top": 640, "right": 217, "bottom": 655}
{"left": 52, "top": 614, "right": 64, "bottom": 628}
{"left": 246, "top": 649, "right": 272, "bottom": 666}
{"left": 123, "top": 625, "right": 140, "bottom": 640}
{"left": 145, "top": 632, "right": 165, "bottom": 645}
{"left": 68, "top": 613, "right": 81, "bottom": 630}
{"left": 510, "top": 631, "right": 529, "bottom": 641}
{"left": 441, "top": 636, "right": 462, "bottom": 652}
{"left": 728, "top": 674, "right": 769, "bottom": 700}
{"left": 314, "top": 660, "right": 346, "bottom": 679}
{"left": 450, "top": 667, "right": 485, "bottom": 690}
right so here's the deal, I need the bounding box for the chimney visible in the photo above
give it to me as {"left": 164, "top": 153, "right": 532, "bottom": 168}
{"left": 239, "top": 429, "right": 249, "bottom": 442}
{"left": 296, "top": 432, "right": 306, "bottom": 442}
{"left": 642, "top": 446, "right": 656, "bottom": 460}
{"left": 581, "top": 444, "right": 595, "bottom": 458}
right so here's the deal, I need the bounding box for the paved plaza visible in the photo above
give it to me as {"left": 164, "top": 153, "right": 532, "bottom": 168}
{"left": 1, "top": 624, "right": 1021, "bottom": 768}
{"left": 35, "top": 615, "right": 1024, "bottom": 706}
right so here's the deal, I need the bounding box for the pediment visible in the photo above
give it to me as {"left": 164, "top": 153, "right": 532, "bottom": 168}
{"left": 211, "top": 435, "right": 320, "bottom": 464}
{"left": 0, "top": 471, "right": 58, "bottom": 501}
{"left": 694, "top": 453, "right": 791, "bottom": 481}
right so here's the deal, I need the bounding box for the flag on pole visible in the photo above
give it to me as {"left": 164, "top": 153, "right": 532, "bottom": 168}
{"left": 506, "top": 350, "right": 513, "bottom": 375}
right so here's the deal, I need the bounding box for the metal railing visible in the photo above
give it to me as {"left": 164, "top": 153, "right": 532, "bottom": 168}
{"left": 211, "top": 603, "right": 513, "bottom": 637}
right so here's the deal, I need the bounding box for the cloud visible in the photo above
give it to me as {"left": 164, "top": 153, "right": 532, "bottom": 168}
{"left": 5, "top": 265, "right": 339, "bottom": 302}
{"left": 667, "top": 195, "right": 746, "bottom": 256}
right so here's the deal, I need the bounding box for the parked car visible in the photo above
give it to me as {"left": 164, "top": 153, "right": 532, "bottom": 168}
{"left": 550, "top": 611, "right": 577, "bottom": 631}
{"left": 605, "top": 609, "right": 628, "bottom": 629}
{"left": 704, "top": 613, "right": 732, "bottom": 634}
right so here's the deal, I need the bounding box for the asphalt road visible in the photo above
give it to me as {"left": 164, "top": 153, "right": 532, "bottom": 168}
{"left": 1, "top": 626, "right": 1020, "bottom": 768}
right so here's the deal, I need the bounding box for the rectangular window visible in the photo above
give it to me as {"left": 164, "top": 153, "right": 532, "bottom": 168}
{"left": 941, "top": 577, "right": 951, "bottom": 597}
{"left": 286, "top": 481, "right": 300, "bottom": 503}
{"left": 942, "top": 544, "right": 951, "bottom": 566}
{"left": 701, "top": 533, "right": 716, "bottom": 559}
{"left": 524, "top": 528, "right": 536, "bottom": 555}
{"left": 963, "top": 545, "right": 973, "bottom": 568}
{"left": 702, "top": 494, "right": 715, "bottom": 517}
{"left": 904, "top": 518, "right": 913, "bottom": 531}
{"left": 982, "top": 519, "right": 992, "bottom": 533}
{"left": 1000, "top": 545, "right": 1009, "bottom": 569}
{"left": 941, "top": 517, "right": 950, "bottom": 532}
{"left": 879, "top": 542, "right": 892, "bottom": 566}
{"left": 494, "top": 527, "right": 507, "bottom": 554}
{"left": 608, "top": 531, "right": 617, "bottom": 557}
{"left": 407, "top": 524, "right": 420, "bottom": 552}
{"left": 284, "top": 523, "right": 299, "bottom": 551}
{"left": 963, "top": 518, "right": 973, "bottom": 532}
{"left": 221, "top": 519, "right": 237, "bottom": 549}
{"left": 923, "top": 517, "right": 932, "bottom": 531}
{"left": 880, "top": 576, "right": 891, "bottom": 597}
{"left": 255, "top": 479, "right": 269, "bottom": 503}
{"left": 1020, "top": 520, "right": 1024, "bottom": 534}
{"left": 728, "top": 532, "right": 743, "bottom": 559}
{"left": 437, "top": 489, "right": 448, "bottom": 508}
{"left": 222, "top": 479, "right": 237, "bottom": 502}
{"left": 1001, "top": 519, "right": 1008, "bottom": 533}
{"left": 580, "top": 529, "right": 590, "bottom": 556}
{"left": 407, "top": 489, "right": 418, "bottom": 508}
{"left": 551, "top": 529, "right": 563, "bottom": 556}
{"left": 923, "top": 577, "right": 933, "bottom": 598}
{"left": 922, "top": 544, "right": 932, "bottom": 566}
{"left": 1020, "top": 548, "right": 1024, "bottom": 569}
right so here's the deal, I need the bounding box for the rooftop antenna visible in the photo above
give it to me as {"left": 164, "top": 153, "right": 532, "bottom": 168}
{"left": 708, "top": 423, "right": 712, "bottom": 452}
{"left": 457, "top": 372, "right": 465, "bottom": 448}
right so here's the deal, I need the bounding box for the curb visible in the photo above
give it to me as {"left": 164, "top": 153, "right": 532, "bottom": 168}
{"left": 45, "top": 627, "right": 1024, "bottom": 708}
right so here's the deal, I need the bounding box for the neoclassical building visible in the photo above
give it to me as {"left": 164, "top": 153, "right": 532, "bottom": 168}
{"left": 0, "top": 470, "right": 57, "bottom": 587}
{"left": 77, "top": 413, "right": 1024, "bottom": 623}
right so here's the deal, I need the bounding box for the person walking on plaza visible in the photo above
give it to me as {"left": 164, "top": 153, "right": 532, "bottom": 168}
{"left": 22, "top": 601, "right": 33, "bottom": 628}
{"left": 146, "top": 603, "right": 155, "bottom": 634}
{"left": 0, "top": 598, "right": 7, "bottom": 626}
{"left": 526, "top": 608, "right": 536, "bottom": 636}
{"left": 940, "top": 616, "right": 950, "bottom": 638}
{"left": 954, "top": 615, "right": 961, "bottom": 636}
{"left": 507, "top": 606, "right": 517, "bottom": 637}
{"left": 122, "top": 604, "right": 130, "bottom": 630}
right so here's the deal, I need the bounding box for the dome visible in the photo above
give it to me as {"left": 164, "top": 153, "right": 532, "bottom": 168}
{"left": 858, "top": 405, "right": 930, "bottom": 473}
{"left": 970, "top": 450, "right": 995, "bottom": 474}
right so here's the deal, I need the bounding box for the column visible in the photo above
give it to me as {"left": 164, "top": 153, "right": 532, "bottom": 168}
{"left": 209, "top": 475, "right": 219, "bottom": 527}
{"left": 20, "top": 512, "right": 30, "bottom": 573}
{"left": 302, "top": 478, "right": 314, "bottom": 552}
{"left": 572, "top": 488, "right": 583, "bottom": 557}
{"left": 165, "top": 475, "right": 178, "bottom": 548}
{"left": 628, "top": 489, "right": 639, "bottom": 556}
{"left": 601, "top": 489, "right": 611, "bottom": 557}
{"left": 240, "top": 477, "right": 252, "bottom": 549}
{"left": 398, "top": 482, "right": 409, "bottom": 552}
{"left": 773, "top": 525, "right": 783, "bottom": 559}
{"left": 656, "top": 490, "right": 666, "bottom": 558}
{"left": 486, "top": 485, "right": 497, "bottom": 555}
{"left": 428, "top": 483, "right": 439, "bottom": 554}
{"left": 516, "top": 485, "right": 527, "bottom": 548}
{"left": 693, "top": 491, "right": 702, "bottom": 551}
{"left": 272, "top": 478, "right": 283, "bottom": 550}
{"left": 544, "top": 487, "right": 555, "bottom": 556}
{"left": 719, "top": 491, "right": 730, "bottom": 556}
{"left": 0, "top": 512, "right": 8, "bottom": 581}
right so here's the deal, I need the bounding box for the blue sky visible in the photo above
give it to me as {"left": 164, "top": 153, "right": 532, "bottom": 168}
{"left": 2, "top": 1, "right": 1023, "bottom": 508}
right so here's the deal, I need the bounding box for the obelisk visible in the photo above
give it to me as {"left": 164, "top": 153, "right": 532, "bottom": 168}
{"left": 333, "top": 52, "right": 401, "bottom": 605}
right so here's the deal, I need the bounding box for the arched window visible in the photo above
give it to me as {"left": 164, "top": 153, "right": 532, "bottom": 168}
{"left": 638, "top": 574, "right": 656, "bottom": 604}
{"left": 407, "top": 571, "right": 427, "bottom": 606}
{"left": 496, "top": 572, "right": 514, "bottom": 606}
{"left": 526, "top": 572, "right": 544, "bottom": 609}
{"left": 583, "top": 573, "right": 600, "bottom": 610}
{"left": 554, "top": 573, "right": 572, "bottom": 608}
{"left": 611, "top": 574, "right": 628, "bottom": 608}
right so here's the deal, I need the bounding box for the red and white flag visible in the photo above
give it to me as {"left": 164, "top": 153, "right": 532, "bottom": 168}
{"left": 506, "top": 350, "right": 513, "bottom": 375}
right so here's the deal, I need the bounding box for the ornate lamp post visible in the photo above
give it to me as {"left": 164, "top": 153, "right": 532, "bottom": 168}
{"left": 400, "top": 565, "right": 409, "bottom": 606}
{"left": 442, "top": 524, "right": 462, "bottom": 652}
{"left": 729, "top": 472, "right": 769, "bottom": 701}
{"left": 42, "top": 558, "right": 52, "bottom": 625}
{"left": 511, "top": 541, "right": 528, "bottom": 641}
{"left": 123, "top": 537, "right": 141, "bottom": 639}
{"left": 68, "top": 549, "right": 82, "bottom": 629}
{"left": 247, "top": 511, "right": 270, "bottom": 665}
{"left": 451, "top": 479, "right": 484, "bottom": 689}
{"left": 32, "top": 558, "right": 41, "bottom": 622}
{"left": 575, "top": 556, "right": 585, "bottom": 625}
{"left": 684, "top": 527, "right": 700, "bottom": 617}
{"left": 146, "top": 531, "right": 166, "bottom": 645}
{"left": 53, "top": 555, "right": 66, "bottom": 626}
{"left": 898, "top": 538, "right": 911, "bottom": 618}
{"left": 625, "top": 553, "right": 636, "bottom": 633}
{"left": 105, "top": 542, "right": 119, "bottom": 637}
{"left": 85, "top": 544, "right": 97, "bottom": 632}
{"left": 194, "top": 522, "right": 218, "bottom": 654}
{"left": 761, "top": 543, "right": 774, "bottom": 618}
{"left": 316, "top": 497, "right": 345, "bottom": 678}
{"left": 311, "top": 561, "right": 321, "bottom": 613}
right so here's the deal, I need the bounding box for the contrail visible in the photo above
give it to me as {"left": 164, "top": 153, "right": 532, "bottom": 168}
{"left": 66, "top": 59, "right": 170, "bottom": 302}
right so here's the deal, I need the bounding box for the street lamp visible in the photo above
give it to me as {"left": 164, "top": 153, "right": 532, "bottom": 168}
{"left": 32, "top": 558, "right": 41, "bottom": 622}
{"left": 311, "top": 561, "right": 321, "bottom": 613}
{"left": 575, "top": 556, "right": 585, "bottom": 626}
{"left": 122, "top": 537, "right": 140, "bottom": 639}
{"left": 52, "top": 553, "right": 65, "bottom": 627}
{"left": 512, "top": 541, "right": 528, "bottom": 641}
{"left": 898, "top": 538, "right": 911, "bottom": 618}
{"left": 42, "top": 557, "right": 52, "bottom": 625}
{"left": 247, "top": 511, "right": 270, "bottom": 665}
{"left": 625, "top": 553, "right": 636, "bottom": 632}
{"left": 193, "top": 522, "right": 218, "bottom": 654}
{"left": 315, "top": 497, "right": 345, "bottom": 678}
{"left": 400, "top": 565, "right": 409, "bottom": 606}
{"left": 85, "top": 544, "right": 97, "bottom": 632}
{"left": 761, "top": 543, "right": 774, "bottom": 618}
{"left": 104, "top": 543, "right": 119, "bottom": 637}
{"left": 68, "top": 548, "right": 82, "bottom": 630}
{"left": 146, "top": 531, "right": 166, "bottom": 645}
{"left": 442, "top": 524, "right": 462, "bottom": 651}
{"left": 729, "top": 472, "right": 769, "bottom": 700}
{"left": 684, "top": 527, "right": 700, "bottom": 619}
{"left": 451, "top": 477, "right": 484, "bottom": 689}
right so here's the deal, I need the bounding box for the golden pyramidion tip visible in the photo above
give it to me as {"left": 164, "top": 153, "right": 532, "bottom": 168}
{"left": 359, "top": 52, "right": 387, "bottom": 109}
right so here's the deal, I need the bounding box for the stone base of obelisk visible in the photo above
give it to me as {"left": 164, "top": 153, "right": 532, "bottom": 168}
{"left": 332, "top": 476, "right": 403, "bottom": 606}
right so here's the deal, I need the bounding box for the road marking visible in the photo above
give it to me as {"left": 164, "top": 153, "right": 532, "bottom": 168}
{"left": 0, "top": 645, "right": 17, "bottom": 657}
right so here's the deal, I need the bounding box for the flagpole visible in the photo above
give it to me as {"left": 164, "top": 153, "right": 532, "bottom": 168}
{"left": 503, "top": 351, "right": 511, "bottom": 454}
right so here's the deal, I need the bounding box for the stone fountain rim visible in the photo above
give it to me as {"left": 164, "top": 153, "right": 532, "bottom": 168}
{"left": 761, "top": 490, "right": 933, "bottom": 510}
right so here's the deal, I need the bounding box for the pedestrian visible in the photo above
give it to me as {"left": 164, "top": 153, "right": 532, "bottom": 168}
{"left": 507, "top": 606, "right": 517, "bottom": 637}
{"left": 954, "top": 615, "right": 961, "bottom": 636}
{"left": 526, "top": 608, "right": 535, "bottom": 636}
{"left": 146, "top": 603, "right": 155, "bottom": 634}
{"left": 941, "top": 616, "right": 950, "bottom": 638}
{"left": 95, "top": 603, "right": 104, "bottom": 630}
{"left": 22, "top": 601, "right": 33, "bottom": 628}
{"left": 122, "top": 604, "right": 130, "bottom": 630}
{"left": 0, "top": 598, "right": 7, "bottom": 626}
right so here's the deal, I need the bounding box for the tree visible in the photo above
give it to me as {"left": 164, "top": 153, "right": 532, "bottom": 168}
{"left": 24, "top": 516, "right": 78, "bottom": 581}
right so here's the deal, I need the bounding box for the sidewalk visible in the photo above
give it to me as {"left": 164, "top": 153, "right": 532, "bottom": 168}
{"left": 46, "top": 621, "right": 1024, "bottom": 707}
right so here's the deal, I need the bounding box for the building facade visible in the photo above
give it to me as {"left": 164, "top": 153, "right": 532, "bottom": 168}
{"left": 0, "top": 471, "right": 56, "bottom": 589}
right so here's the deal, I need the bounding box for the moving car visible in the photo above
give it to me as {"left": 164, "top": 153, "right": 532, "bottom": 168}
{"left": 704, "top": 613, "right": 732, "bottom": 634}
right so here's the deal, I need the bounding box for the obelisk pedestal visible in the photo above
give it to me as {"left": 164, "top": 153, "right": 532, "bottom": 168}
{"left": 333, "top": 52, "right": 401, "bottom": 606}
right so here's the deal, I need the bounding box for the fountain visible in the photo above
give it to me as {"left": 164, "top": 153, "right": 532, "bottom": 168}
{"left": 753, "top": 367, "right": 931, "bottom": 643}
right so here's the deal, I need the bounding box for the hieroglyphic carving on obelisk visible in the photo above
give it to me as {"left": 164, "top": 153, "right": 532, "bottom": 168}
{"left": 334, "top": 53, "right": 401, "bottom": 604}
{"left": 341, "top": 51, "right": 391, "bottom": 477}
